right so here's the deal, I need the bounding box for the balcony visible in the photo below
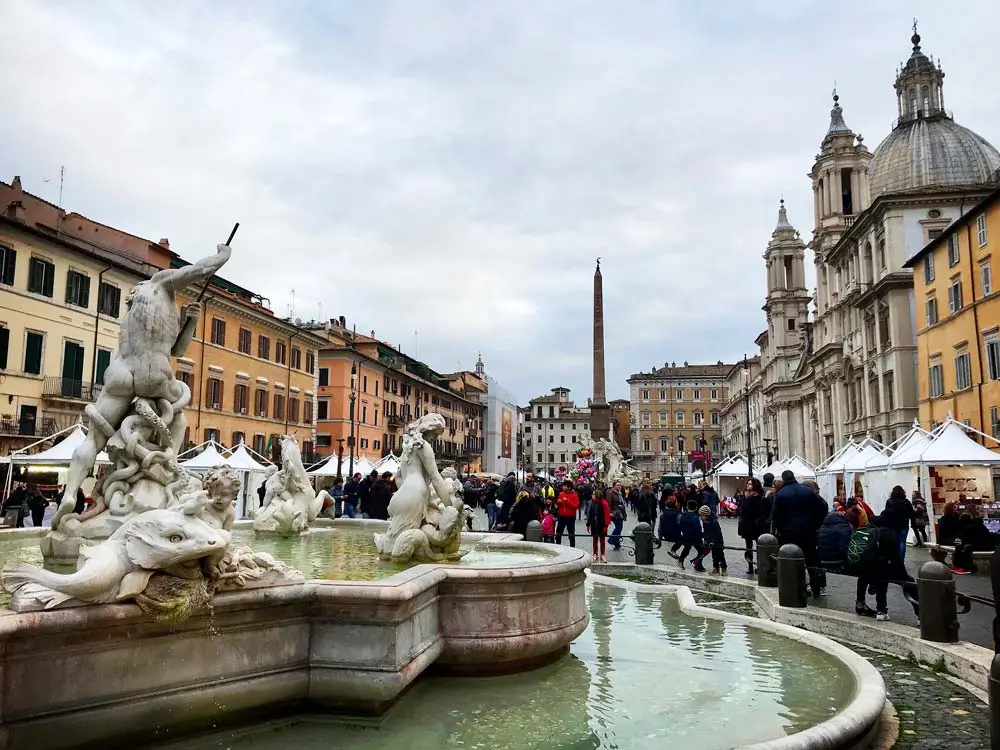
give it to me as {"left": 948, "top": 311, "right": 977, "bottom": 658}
{"left": 42, "top": 378, "right": 101, "bottom": 402}
{"left": 388, "top": 415, "right": 405, "bottom": 430}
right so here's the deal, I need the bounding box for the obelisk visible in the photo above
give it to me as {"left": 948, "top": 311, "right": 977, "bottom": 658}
{"left": 590, "top": 258, "right": 611, "bottom": 441}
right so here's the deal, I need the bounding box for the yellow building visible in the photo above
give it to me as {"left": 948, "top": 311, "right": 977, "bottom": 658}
{"left": 0, "top": 211, "right": 156, "bottom": 453}
{"left": 905, "top": 183, "right": 1000, "bottom": 446}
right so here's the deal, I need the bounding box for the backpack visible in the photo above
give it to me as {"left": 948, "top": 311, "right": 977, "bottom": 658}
{"left": 845, "top": 525, "right": 879, "bottom": 573}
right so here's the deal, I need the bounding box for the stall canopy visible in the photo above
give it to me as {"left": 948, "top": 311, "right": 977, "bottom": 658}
{"left": 714, "top": 455, "right": 751, "bottom": 477}
{"left": 2, "top": 424, "right": 111, "bottom": 465}
{"left": 757, "top": 458, "right": 789, "bottom": 479}
{"left": 308, "top": 454, "right": 376, "bottom": 478}
{"left": 374, "top": 453, "right": 401, "bottom": 475}
{"left": 783, "top": 455, "right": 817, "bottom": 480}
{"left": 843, "top": 439, "right": 886, "bottom": 474}
{"left": 819, "top": 441, "right": 860, "bottom": 473}
{"left": 178, "top": 442, "right": 229, "bottom": 471}
{"left": 910, "top": 418, "right": 1000, "bottom": 467}
{"left": 885, "top": 424, "right": 936, "bottom": 469}
{"left": 223, "top": 444, "right": 270, "bottom": 472}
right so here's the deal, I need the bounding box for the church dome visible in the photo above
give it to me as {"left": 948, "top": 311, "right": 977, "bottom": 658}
{"left": 867, "top": 29, "right": 1000, "bottom": 197}
{"left": 868, "top": 116, "right": 1000, "bottom": 196}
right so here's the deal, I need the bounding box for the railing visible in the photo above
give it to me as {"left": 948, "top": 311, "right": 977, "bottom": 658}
{"left": 0, "top": 418, "right": 38, "bottom": 436}
{"left": 843, "top": 214, "right": 858, "bottom": 227}
{"left": 891, "top": 108, "right": 953, "bottom": 130}
{"left": 388, "top": 415, "right": 405, "bottom": 429}
{"left": 41, "top": 377, "right": 101, "bottom": 401}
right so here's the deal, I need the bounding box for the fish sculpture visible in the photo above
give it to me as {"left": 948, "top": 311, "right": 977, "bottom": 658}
{"left": 3, "top": 508, "right": 228, "bottom": 610}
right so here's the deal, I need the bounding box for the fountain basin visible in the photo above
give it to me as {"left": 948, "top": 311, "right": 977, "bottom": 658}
{"left": 0, "top": 531, "right": 588, "bottom": 749}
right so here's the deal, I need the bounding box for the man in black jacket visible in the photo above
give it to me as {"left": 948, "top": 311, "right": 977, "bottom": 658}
{"left": 358, "top": 470, "right": 378, "bottom": 517}
{"left": 772, "top": 470, "right": 828, "bottom": 597}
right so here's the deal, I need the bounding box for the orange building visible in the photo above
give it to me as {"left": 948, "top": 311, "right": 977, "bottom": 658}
{"left": 312, "top": 317, "right": 486, "bottom": 472}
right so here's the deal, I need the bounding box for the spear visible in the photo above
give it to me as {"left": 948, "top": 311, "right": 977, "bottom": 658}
{"left": 196, "top": 222, "right": 239, "bottom": 302}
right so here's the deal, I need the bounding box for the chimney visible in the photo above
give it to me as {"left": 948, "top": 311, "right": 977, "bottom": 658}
{"left": 11, "top": 176, "right": 22, "bottom": 192}
{"left": 5, "top": 201, "right": 26, "bottom": 223}
{"left": 158, "top": 238, "right": 170, "bottom": 248}
{"left": 339, "top": 315, "right": 346, "bottom": 327}
{"left": 370, "top": 330, "right": 376, "bottom": 338}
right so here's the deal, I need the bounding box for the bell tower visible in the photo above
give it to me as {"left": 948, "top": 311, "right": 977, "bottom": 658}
{"left": 764, "top": 200, "right": 810, "bottom": 354}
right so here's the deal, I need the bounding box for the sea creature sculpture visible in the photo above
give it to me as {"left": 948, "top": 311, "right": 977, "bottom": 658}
{"left": 3, "top": 508, "right": 228, "bottom": 610}
{"left": 252, "top": 436, "right": 323, "bottom": 535}
{"left": 373, "top": 413, "right": 467, "bottom": 563}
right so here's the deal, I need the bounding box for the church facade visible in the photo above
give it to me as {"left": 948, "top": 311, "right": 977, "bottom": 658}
{"left": 757, "top": 30, "right": 1000, "bottom": 465}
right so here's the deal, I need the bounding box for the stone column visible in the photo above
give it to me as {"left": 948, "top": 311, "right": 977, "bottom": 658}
{"left": 590, "top": 260, "right": 611, "bottom": 440}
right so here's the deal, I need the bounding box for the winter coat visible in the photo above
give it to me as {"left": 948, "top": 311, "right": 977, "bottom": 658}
{"left": 556, "top": 490, "right": 580, "bottom": 519}
{"left": 884, "top": 496, "right": 915, "bottom": 534}
{"left": 912, "top": 499, "right": 928, "bottom": 526}
{"left": 772, "top": 480, "right": 826, "bottom": 539}
{"left": 587, "top": 498, "right": 611, "bottom": 532}
{"left": 700, "top": 487, "right": 720, "bottom": 517}
{"left": 659, "top": 507, "right": 681, "bottom": 543}
{"left": 678, "top": 512, "right": 704, "bottom": 546}
{"left": 541, "top": 513, "right": 556, "bottom": 536}
{"left": 510, "top": 495, "right": 543, "bottom": 536}
{"left": 868, "top": 513, "right": 913, "bottom": 582}
{"left": 817, "top": 512, "right": 853, "bottom": 565}
{"left": 738, "top": 491, "right": 769, "bottom": 541}
{"left": 367, "top": 480, "right": 392, "bottom": 520}
{"left": 634, "top": 491, "right": 657, "bottom": 524}
{"left": 701, "top": 516, "right": 725, "bottom": 548}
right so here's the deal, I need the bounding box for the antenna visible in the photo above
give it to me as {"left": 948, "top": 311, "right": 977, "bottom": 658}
{"left": 58, "top": 166, "right": 65, "bottom": 209}
{"left": 289, "top": 288, "right": 295, "bottom": 319}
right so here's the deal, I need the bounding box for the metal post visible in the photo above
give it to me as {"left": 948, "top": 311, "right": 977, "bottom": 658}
{"left": 777, "top": 544, "right": 808, "bottom": 608}
{"left": 917, "top": 560, "right": 959, "bottom": 643}
{"left": 743, "top": 355, "right": 753, "bottom": 478}
{"left": 524, "top": 520, "right": 542, "bottom": 543}
{"left": 348, "top": 359, "right": 357, "bottom": 478}
{"left": 335, "top": 439, "right": 344, "bottom": 479}
{"left": 633, "top": 521, "right": 654, "bottom": 565}
{"left": 756, "top": 533, "right": 779, "bottom": 587}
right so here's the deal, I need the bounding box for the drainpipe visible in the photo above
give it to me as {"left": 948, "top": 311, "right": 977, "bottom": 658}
{"left": 284, "top": 327, "right": 302, "bottom": 435}
{"left": 195, "top": 297, "right": 208, "bottom": 439}
{"left": 90, "top": 266, "right": 112, "bottom": 396}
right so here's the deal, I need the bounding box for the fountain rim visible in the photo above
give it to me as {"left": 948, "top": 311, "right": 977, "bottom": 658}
{"left": 588, "top": 572, "right": 887, "bottom": 750}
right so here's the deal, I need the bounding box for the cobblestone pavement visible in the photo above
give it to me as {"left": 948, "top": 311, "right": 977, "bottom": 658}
{"left": 853, "top": 645, "right": 990, "bottom": 749}
{"left": 471, "top": 508, "right": 997, "bottom": 649}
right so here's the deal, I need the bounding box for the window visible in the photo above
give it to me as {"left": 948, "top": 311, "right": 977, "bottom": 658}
{"left": 658, "top": 409, "right": 666, "bottom": 424}
{"left": 659, "top": 438, "right": 668, "bottom": 452}
{"left": 275, "top": 341, "right": 286, "bottom": 365}
{"left": 211, "top": 318, "right": 226, "bottom": 346}
{"left": 560, "top": 453, "right": 566, "bottom": 463}
{"left": 317, "top": 399, "right": 329, "bottom": 420}
{"left": 955, "top": 351, "right": 972, "bottom": 391}
{"left": 27, "top": 257, "right": 55, "bottom": 297}
{"left": 924, "top": 252, "right": 935, "bottom": 283}
{"left": 948, "top": 280, "right": 963, "bottom": 313}
{"left": 548, "top": 453, "right": 554, "bottom": 463}
{"left": 177, "top": 370, "right": 194, "bottom": 390}
{"left": 947, "top": 235, "right": 960, "bottom": 267}
{"left": 205, "top": 378, "right": 224, "bottom": 409}
{"left": 710, "top": 389, "right": 718, "bottom": 400}
{"left": 978, "top": 213, "right": 988, "bottom": 247}
{"left": 925, "top": 296, "right": 938, "bottom": 325}
{"left": 641, "top": 389, "right": 649, "bottom": 400}
{"left": 642, "top": 439, "right": 650, "bottom": 452}
{"left": 255, "top": 388, "right": 268, "bottom": 417}
{"left": 693, "top": 411, "right": 703, "bottom": 425}
{"left": 928, "top": 361, "right": 944, "bottom": 398}
{"left": 981, "top": 260, "right": 993, "bottom": 296}
{"left": 303, "top": 400, "right": 313, "bottom": 424}
{"left": 238, "top": 328, "right": 252, "bottom": 354}
{"left": 992, "top": 406, "right": 1000, "bottom": 439}
{"left": 641, "top": 410, "right": 650, "bottom": 424}
{"left": 675, "top": 411, "right": 684, "bottom": 424}
{"left": 95, "top": 349, "right": 111, "bottom": 386}
{"left": 306, "top": 352, "right": 315, "bottom": 374}
{"left": 877, "top": 239, "right": 886, "bottom": 270}
{"left": 927, "top": 228, "right": 943, "bottom": 241}
{"left": 537, "top": 452, "right": 543, "bottom": 463}
{"left": 693, "top": 389, "right": 701, "bottom": 400}
{"left": 659, "top": 390, "right": 666, "bottom": 400}
{"left": 675, "top": 389, "right": 683, "bottom": 401}
{"left": 0, "top": 326, "right": 7, "bottom": 369}
{"left": 291, "top": 347, "right": 302, "bottom": 370}
{"left": 787, "top": 318, "right": 796, "bottom": 331}
{"left": 65, "top": 270, "right": 90, "bottom": 308}
{"left": 253, "top": 434, "right": 266, "bottom": 454}
{"left": 985, "top": 331, "right": 1000, "bottom": 380}
{"left": 97, "top": 282, "right": 121, "bottom": 317}
{"left": 362, "top": 375, "right": 368, "bottom": 393}
{"left": 234, "top": 383, "right": 249, "bottom": 412}
{"left": 318, "top": 367, "right": 329, "bottom": 386}
{"left": 258, "top": 335, "right": 270, "bottom": 360}
{"left": 204, "top": 428, "right": 220, "bottom": 444}
{"left": 560, "top": 435, "right": 565, "bottom": 443}
{"left": 232, "top": 431, "right": 245, "bottom": 446}
{"left": 0, "top": 245, "right": 15, "bottom": 286}
{"left": 711, "top": 410, "right": 720, "bottom": 426}
{"left": 549, "top": 435, "right": 554, "bottom": 443}
{"left": 289, "top": 397, "right": 300, "bottom": 423}
{"left": 273, "top": 393, "right": 285, "bottom": 421}
{"left": 884, "top": 371, "right": 895, "bottom": 411}
{"left": 712, "top": 437, "right": 722, "bottom": 453}
{"left": 23, "top": 331, "right": 43, "bottom": 374}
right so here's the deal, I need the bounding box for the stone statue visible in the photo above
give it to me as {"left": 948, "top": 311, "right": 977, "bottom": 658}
{"left": 43, "top": 244, "right": 233, "bottom": 561}
{"left": 252, "top": 436, "right": 323, "bottom": 535}
{"left": 2, "top": 243, "right": 305, "bottom": 620}
{"left": 583, "top": 436, "right": 641, "bottom": 487}
{"left": 373, "top": 413, "right": 467, "bottom": 563}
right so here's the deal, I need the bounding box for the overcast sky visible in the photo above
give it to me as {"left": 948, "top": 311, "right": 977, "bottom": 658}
{"left": 3, "top": 1, "right": 999, "bottom": 406}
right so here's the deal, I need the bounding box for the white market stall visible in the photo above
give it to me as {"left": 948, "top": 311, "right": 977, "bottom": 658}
{"left": 374, "top": 453, "right": 401, "bottom": 476}
{"left": 222, "top": 444, "right": 273, "bottom": 517}
{"left": 784, "top": 455, "right": 817, "bottom": 480}
{"left": 307, "top": 453, "right": 376, "bottom": 479}
{"left": 2, "top": 423, "right": 111, "bottom": 500}
{"left": 177, "top": 441, "right": 230, "bottom": 471}
{"left": 842, "top": 438, "right": 888, "bottom": 509}
{"left": 711, "top": 454, "right": 752, "bottom": 497}
{"left": 756, "top": 458, "right": 789, "bottom": 480}
{"left": 816, "top": 441, "right": 861, "bottom": 502}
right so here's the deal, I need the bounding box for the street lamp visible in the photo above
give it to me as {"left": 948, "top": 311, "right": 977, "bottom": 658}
{"left": 348, "top": 359, "right": 357, "bottom": 478}
{"left": 700, "top": 432, "right": 708, "bottom": 480}
{"left": 743, "top": 355, "right": 753, "bottom": 479}
{"left": 764, "top": 436, "right": 773, "bottom": 467}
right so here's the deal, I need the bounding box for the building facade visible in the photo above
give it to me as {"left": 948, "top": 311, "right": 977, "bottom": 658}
{"left": 523, "top": 388, "right": 590, "bottom": 477}
{"left": 627, "top": 363, "right": 732, "bottom": 477}
{"left": 755, "top": 31, "right": 1000, "bottom": 464}
{"left": 610, "top": 398, "right": 631, "bottom": 456}
{"left": 313, "top": 317, "right": 486, "bottom": 472}
{"left": 905, "top": 184, "right": 1000, "bottom": 445}
{"left": 720, "top": 356, "right": 765, "bottom": 468}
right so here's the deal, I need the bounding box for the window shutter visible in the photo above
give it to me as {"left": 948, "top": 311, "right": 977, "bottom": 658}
{"left": 1, "top": 248, "right": 15, "bottom": 286}
{"left": 0, "top": 327, "right": 8, "bottom": 369}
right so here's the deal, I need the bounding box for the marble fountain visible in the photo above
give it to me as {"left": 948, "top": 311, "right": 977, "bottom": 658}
{"left": 0, "top": 244, "right": 885, "bottom": 749}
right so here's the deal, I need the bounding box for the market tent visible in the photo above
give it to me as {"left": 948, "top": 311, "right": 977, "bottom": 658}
{"left": 308, "top": 454, "right": 376, "bottom": 478}
{"left": 178, "top": 441, "right": 229, "bottom": 471}
{"left": 712, "top": 454, "right": 751, "bottom": 496}
{"left": 757, "top": 458, "right": 789, "bottom": 480}
{"left": 784, "top": 455, "right": 817, "bottom": 480}
{"left": 886, "top": 426, "right": 936, "bottom": 469}
{"left": 911, "top": 419, "right": 1000, "bottom": 467}
{"left": 221, "top": 444, "right": 273, "bottom": 518}
{"left": 816, "top": 441, "right": 860, "bottom": 502}
{"left": 374, "top": 453, "right": 401, "bottom": 475}
{"left": 224, "top": 444, "right": 270, "bottom": 472}
{"left": 2, "top": 424, "right": 111, "bottom": 465}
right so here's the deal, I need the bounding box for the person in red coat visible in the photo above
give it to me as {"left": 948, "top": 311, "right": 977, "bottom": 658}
{"left": 587, "top": 487, "right": 612, "bottom": 561}
{"left": 555, "top": 480, "right": 580, "bottom": 547}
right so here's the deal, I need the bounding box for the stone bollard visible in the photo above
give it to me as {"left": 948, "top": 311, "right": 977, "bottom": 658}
{"left": 991, "top": 654, "right": 1000, "bottom": 750}
{"left": 917, "top": 560, "right": 959, "bottom": 643}
{"left": 756, "top": 533, "right": 779, "bottom": 588}
{"left": 776, "top": 544, "right": 808, "bottom": 608}
{"left": 524, "top": 520, "right": 543, "bottom": 543}
{"left": 633, "top": 522, "right": 655, "bottom": 565}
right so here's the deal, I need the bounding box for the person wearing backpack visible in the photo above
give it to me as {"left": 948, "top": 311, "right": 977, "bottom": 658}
{"left": 817, "top": 506, "right": 856, "bottom": 571}
{"left": 587, "top": 487, "right": 611, "bottom": 562}
{"left": 772, "top": 470, "right": 828, "bottom": 597}
{"left": 849, "top": 511, "right": 913, "bottom": 621}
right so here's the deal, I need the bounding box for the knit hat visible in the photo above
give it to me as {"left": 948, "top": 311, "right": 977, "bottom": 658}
{"left": 698, "top": 505, "right": 711, "bottom": 518}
